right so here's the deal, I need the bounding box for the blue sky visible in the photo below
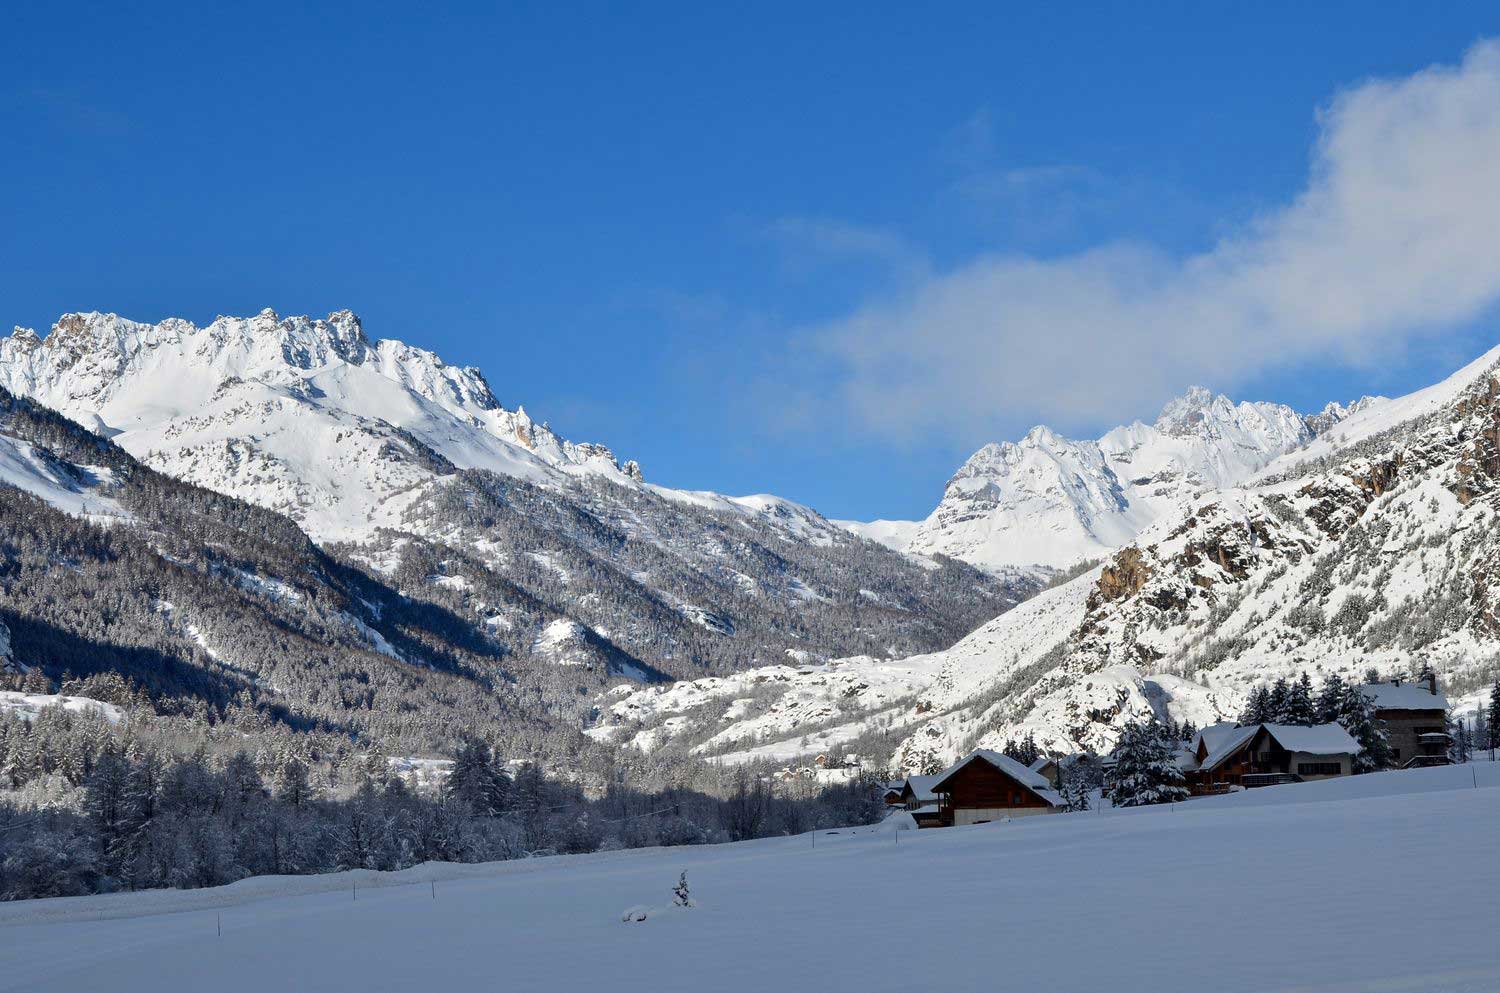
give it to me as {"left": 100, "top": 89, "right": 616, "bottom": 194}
{"left": 5, "top": 4, "right": 1500, "bottom": 521}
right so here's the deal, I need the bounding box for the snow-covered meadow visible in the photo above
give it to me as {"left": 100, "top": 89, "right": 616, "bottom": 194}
{"left": 3, "top": 763, "right": 1498, "bottom": 993}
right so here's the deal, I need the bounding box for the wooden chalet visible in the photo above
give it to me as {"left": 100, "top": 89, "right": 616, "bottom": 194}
{"left": 928, "top": 750, "right": 1063, "bottom": 826}
{"left": 1361, "top": 677, "right": 1450, "bottom": 768}
{"left": 899, "top": 774, "right": 944, "bottom": 828}
{"left": 1185, "top": 722, "right": 1359, "bottom": 794}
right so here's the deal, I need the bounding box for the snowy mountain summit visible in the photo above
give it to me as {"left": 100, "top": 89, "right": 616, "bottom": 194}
{"left": 899, "top": 386, "right": 1325, "bottom": 572}
{"left": 0, "top": 310, "right": 634, "bottom": 537}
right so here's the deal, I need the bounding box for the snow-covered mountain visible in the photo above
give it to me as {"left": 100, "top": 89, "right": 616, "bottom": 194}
{"left": 0, "top": 310, "right": 1025, "bottom": 712}
{"left": 843, "top": 387, "right": 1365, "bottom": 574}
{"left": 0, "top": 309, "right": 644, "bottom": 539}
{"left": 592, "top": 346, "right": 1500, "bottom": 772}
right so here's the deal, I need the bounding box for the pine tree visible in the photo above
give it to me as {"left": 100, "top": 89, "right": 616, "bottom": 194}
{"left": 1105, "top": 719, "right": 1188, "bottom": 807}
{"left": 1240, "top": 685, "right": 1272, "bottom": 726}
{"left": 273, "top": 755, "right": 313, "bottom": 807}
{"left": 1334, "top": 683, "right": 1391, "bottom": 773}
{"left": 1315, "top": 674, "right": 1347, "bottom": 725}
{"left": 443, "top": 739, "right": 509, "bottom": 817}
{"left": 672, "top": 871, "right": 692, "bottom": 908}
{"left": 1285, "top": 674, "right": 1316, "bottom": 726}
{"left": 1058, "top": 763, "right": 1090, "bottom": 812}
{"left": 1488, "top": 679, "right": 1500, "bottom": 752}
{"left": 1267, "top": 677, "right": 1292, "bottom": 724}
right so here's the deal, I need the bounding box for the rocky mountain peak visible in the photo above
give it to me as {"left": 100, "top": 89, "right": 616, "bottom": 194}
{"left": 1304, "top": 395, "right": 1387, "bottom": 436}
{"left": 1153, "top": 385, "right": 1234, "bottom": 435}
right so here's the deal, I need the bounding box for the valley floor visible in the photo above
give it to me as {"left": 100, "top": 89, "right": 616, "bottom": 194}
{"left": 4, "top": 764, "right": 1499, "bottom": 993}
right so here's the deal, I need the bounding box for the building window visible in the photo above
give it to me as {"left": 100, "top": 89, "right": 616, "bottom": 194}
{"left": 1297, "top": 762, "right": 1342, "bottom": 776}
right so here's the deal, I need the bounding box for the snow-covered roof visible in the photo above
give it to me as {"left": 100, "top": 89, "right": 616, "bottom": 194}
{"left": 1191, "top": 722, "right": 1244, "bottom": 756}
{"left": 1361, "top": 682, "right": 1448, "bottom": 712}
{"left": 1200, "top": 722, "right": 1361, "bottom": 771}
{"left": 1261, "top": 723, "right": 1361, "bottom": 756}
{"left": 1028, "top": 756, "right": 1056, "bottom": 772}
{"left": 930, "top": 750, "right": 1063, "bottom": 806}
{"left": 902, "top": 774, "right": 943, "bottom": 803}
{"left": 1198, "top": 725, "right": 1261, "bottom": 772}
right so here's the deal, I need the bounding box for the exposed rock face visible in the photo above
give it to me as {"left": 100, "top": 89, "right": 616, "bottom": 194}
{"left": 1092, "top": 547, "right": 1152, "bottom": 606}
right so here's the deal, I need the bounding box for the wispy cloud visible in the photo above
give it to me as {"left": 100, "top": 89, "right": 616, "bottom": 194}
{"left": 804, "top": 41, "right": 1500, "bottom": 441}
{"left": 762, "top": 217, "right": 930, "bottom": 284}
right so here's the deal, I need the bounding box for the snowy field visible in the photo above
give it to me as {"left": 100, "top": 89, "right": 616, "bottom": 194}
{"left": 3, "top": 764, "right": 1500, "bottom": 993}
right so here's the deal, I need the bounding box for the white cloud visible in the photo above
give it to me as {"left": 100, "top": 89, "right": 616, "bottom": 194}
{"left": 763, "top": 216, "right": 930, "bottom": 283}
{"left": 812, "top": 41, "right": 1500, "bottom": 439}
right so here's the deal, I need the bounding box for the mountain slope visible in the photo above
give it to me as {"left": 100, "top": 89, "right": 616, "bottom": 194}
{"left": 596, "top": 345, "right": 1500, "bottom": 772}
{"left": 845, "top": 387, "right": 1357, "bottom": 574}
{"left": 0, "top": 312, "right": 1028, "bottom": 711}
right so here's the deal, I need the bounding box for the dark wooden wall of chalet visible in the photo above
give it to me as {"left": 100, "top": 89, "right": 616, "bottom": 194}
{"left": 944, "top": 762, "right": 1049, "bottom": 808}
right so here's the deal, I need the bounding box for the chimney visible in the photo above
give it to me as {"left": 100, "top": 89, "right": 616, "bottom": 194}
{"left": 1423, "top": 671, "right": 1438, "bottom": 696}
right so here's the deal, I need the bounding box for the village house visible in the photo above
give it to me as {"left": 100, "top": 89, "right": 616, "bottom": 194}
{"left": 899, "top": 774, "right": 944, "bottom": 828}
{"left": 1184, "top": 722, "right": 1360, "bottom": 794}
{"left": 1028, "top": 755, "right": 1060, "bottom": 788}
{"left": 1361, "top": 676, "right": 1450, "bottom": 768}
{"left": 929, "top": 750, "right": 1064, "bottom": 826}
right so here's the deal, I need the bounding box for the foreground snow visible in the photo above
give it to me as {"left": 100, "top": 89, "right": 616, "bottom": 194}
{"left": 4, "top": 764, "right": 1499, "bottom": 993}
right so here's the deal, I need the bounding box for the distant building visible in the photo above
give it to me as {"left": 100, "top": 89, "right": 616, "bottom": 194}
{"left": 929, "top": 750, "right": 1064, "bottom": 825}
{"left": 881, "top": 781, "right": 905, "bottom": 806}
{"left": 1028, "top": 756, "right": 1060, "bottom": 788}
{"left": 1361, "top": 676, "right": 1450, "bottom": 768}
{"left": 1184, "top": 722, "right": 1360, "bottom": 793}
{"left": 899, "top": 774, "right": 944, "bottom": 828}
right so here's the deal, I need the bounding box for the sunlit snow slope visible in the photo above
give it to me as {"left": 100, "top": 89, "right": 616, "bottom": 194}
{"left": 2, "top": 763, "right": 1497, "bottom": 993}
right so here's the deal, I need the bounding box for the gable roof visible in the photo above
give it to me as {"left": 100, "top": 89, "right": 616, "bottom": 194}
{"left": 1198, "top": 724, "right": 1261, "bottom": 772}
{"left": 1361, "top": 681, "right": 1449, "bottom": 711}
{"left": 1191, "top": 722, "right": 1245, "bottom": 757}
{"left": 1199, "top": 722, "right": 1360, "bottom": 772}
{"left": 901, "top": 774, "right": 942, "bottom": 804}
{"left": 1260, "top": 723, "right": 1361, "bottom": 756}
{"left": 930, "top": 750, "right": 1064, "bottom": 807}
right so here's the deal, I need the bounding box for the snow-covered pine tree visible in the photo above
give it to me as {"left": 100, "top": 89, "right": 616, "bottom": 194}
{"left": 1003, "top": 733, "right": 1040, "bottom": 767}
{"left": 1488, "top": 679, "right": 1500, "bottom": 752}
{"left": 273, "top": 754, "right": 313, "bottom": 807}
{"left": 1335, "top": 683, "right": 1391, "bottom": 773}
{"left": 1315, "top": 674, "right": 1347, "bottom": 725}
{"left": 1267, "top": 677, "right": 1292, "bottom": 724}
{"left": 672, "top": 871, "right": 692, "bottom": 908}
{"left": 443, "top": 739, "right": 510, "bottom": 817}
{"left": 1058, "top": 763, "right": 1090, "bottom": 812}
{"left": 1285, "top": 674, "right": 1316, "bottom": 726}
{"left": 1240, "top": 685, "right": 1272, "bottom": 725}
{"left": 1105, "top": 719, "right": 1188, "bottom": 808}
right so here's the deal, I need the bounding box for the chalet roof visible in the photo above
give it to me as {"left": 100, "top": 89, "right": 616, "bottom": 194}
{"left": 1028, "top": 756, "right": 1056, "bottom": 773}
{"left": 901, "top": 774, "right": 942, "bottom": 804}
{"left": 1261, "top": 723, "right": 1361, "bottom": 756}
{"left": 1199, "top": 722, "right": 1360, "bottom": 772}
{"left": 1191, "top": 722, "right": 1244, "bottom": 757}
{"left": 1198, "top": 724, "right": 1261, "bottom": 772}
{"left": 1361, "top": 681, "right": 1449, "bottom": 712}
{"left": 930, "top": 750, "right": 1065, "bottom": 807}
